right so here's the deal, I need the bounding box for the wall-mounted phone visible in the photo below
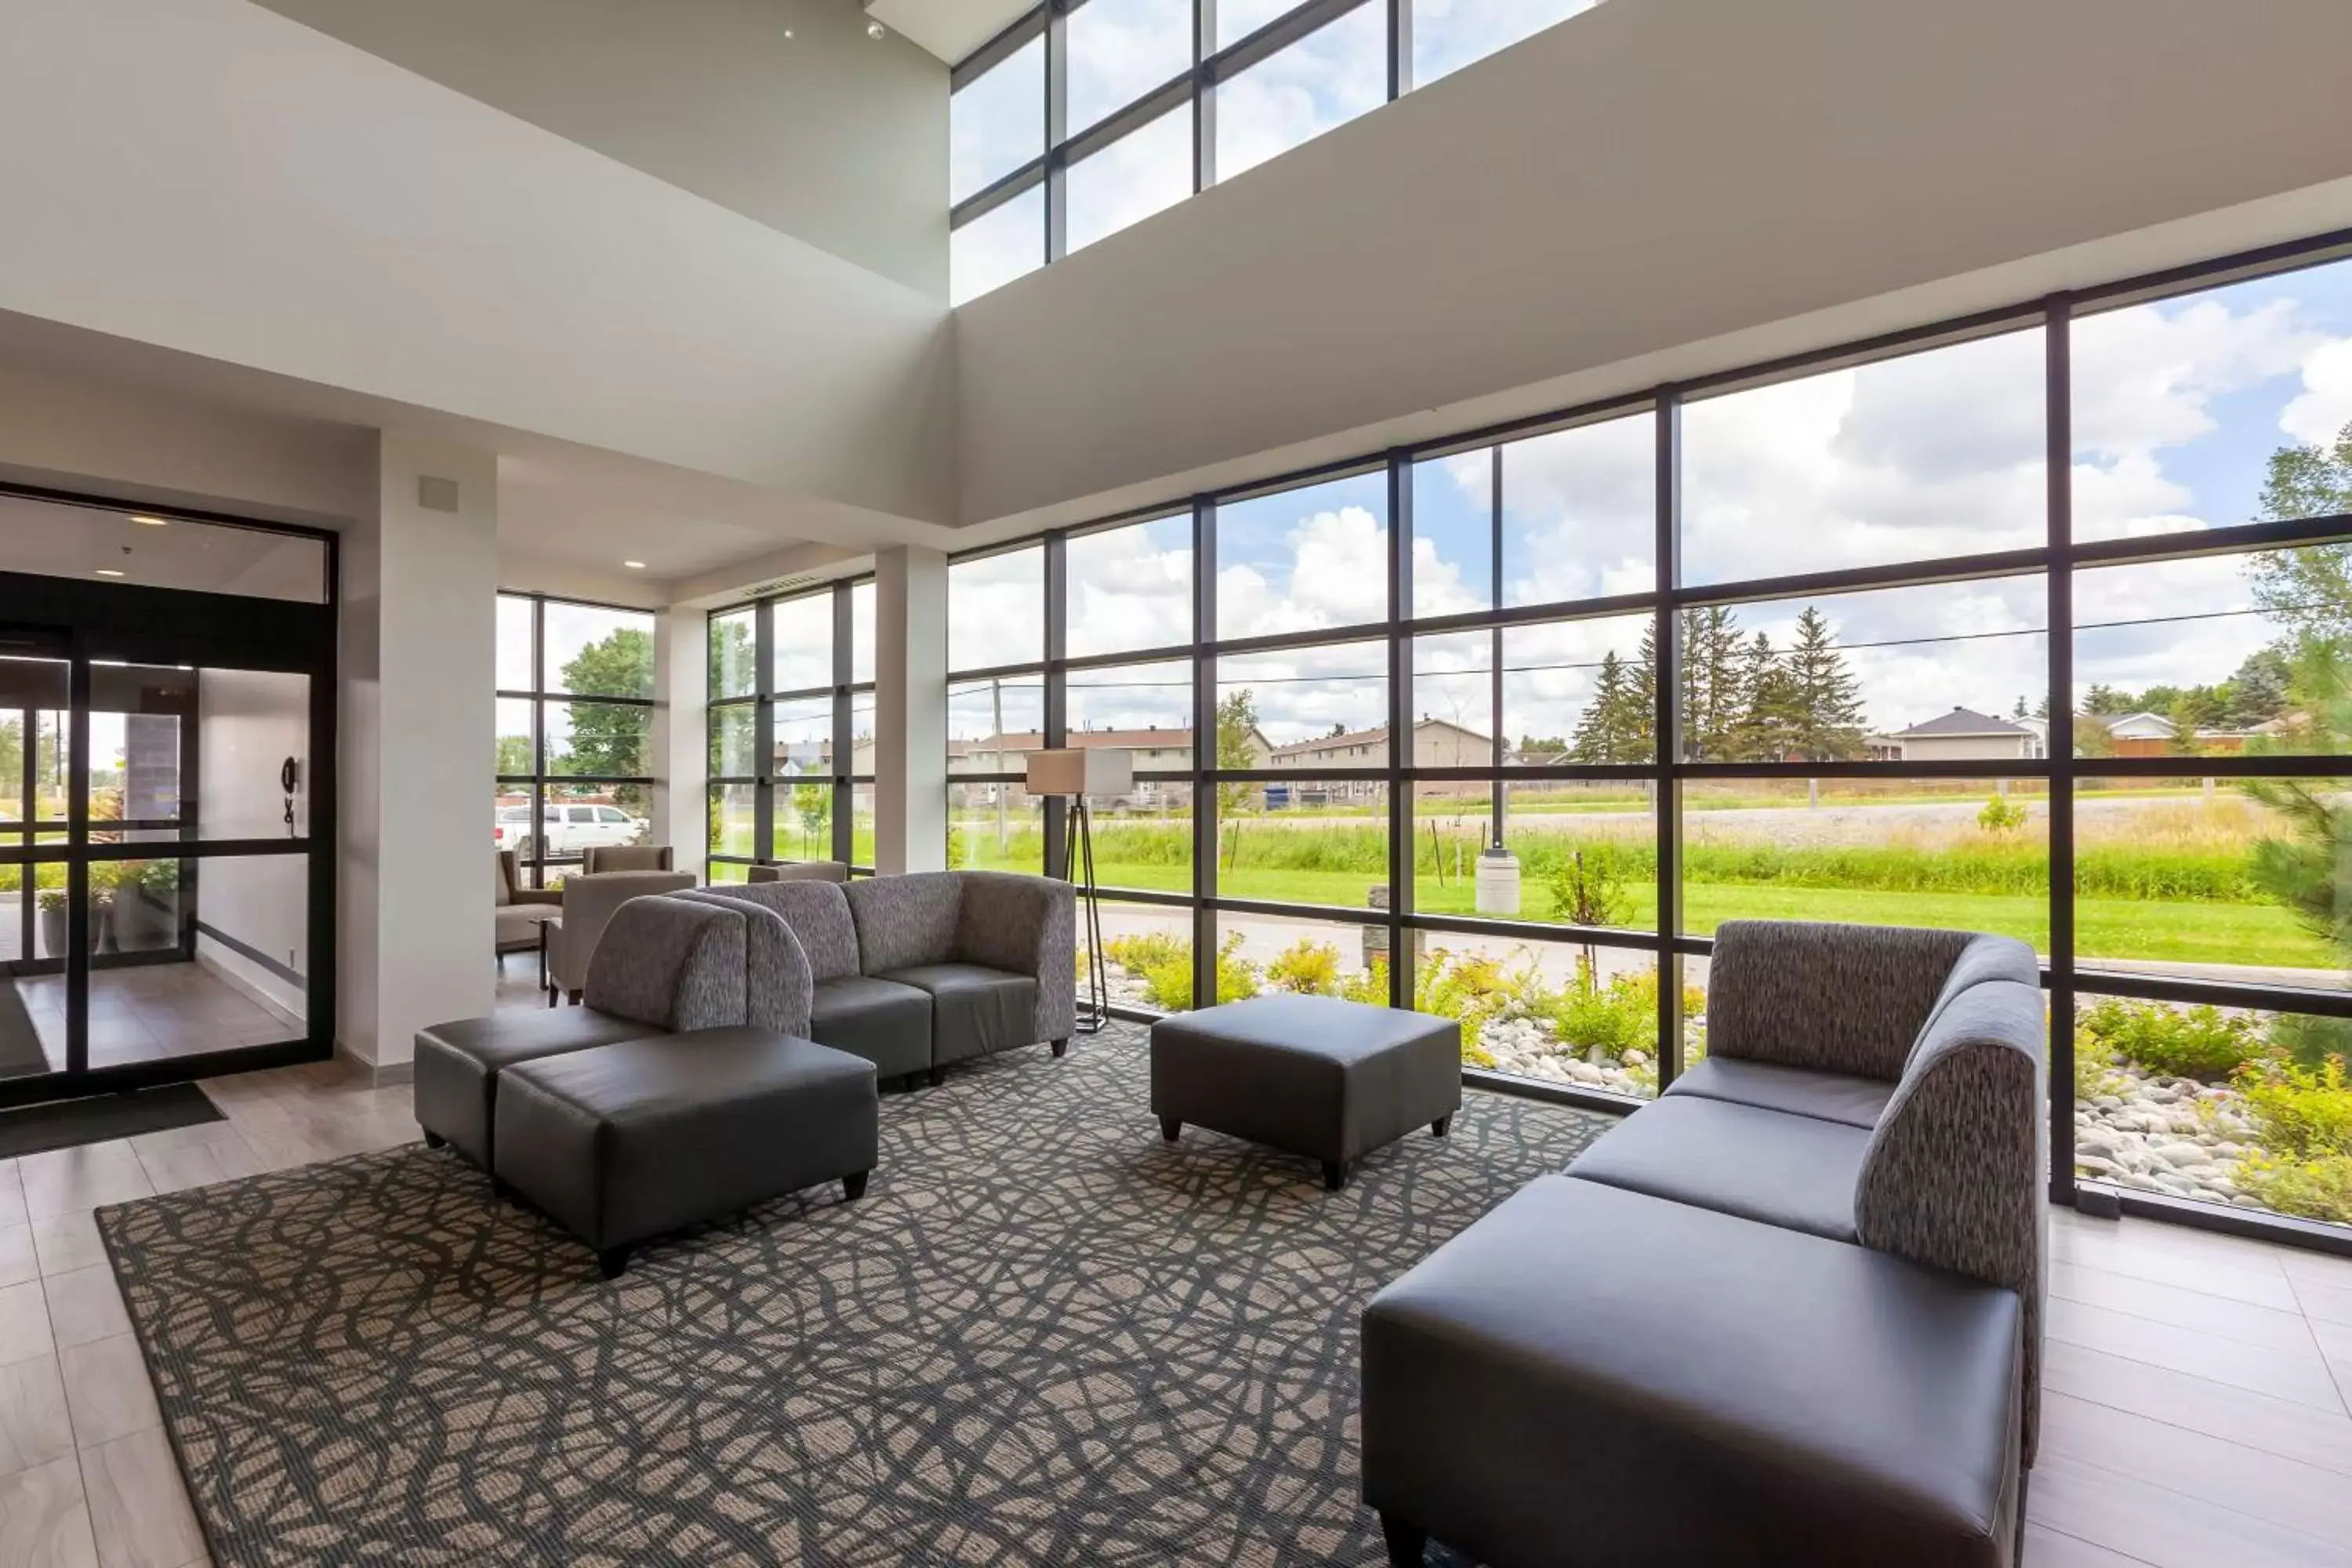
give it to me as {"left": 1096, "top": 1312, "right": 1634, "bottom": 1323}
{"left": 281, "top": 757, "right": 299, "bottom": 831}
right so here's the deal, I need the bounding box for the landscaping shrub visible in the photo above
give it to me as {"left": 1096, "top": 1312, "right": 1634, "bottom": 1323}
{"left": 2234, "top": 1152, "right": 2352, "bottom": 1225}
{"left": 2079, "top": 996, "right": 2264, "bottom": 1080}
{"left": 2232, "top": 1054, "right": 2352, "bottom": 1161}
{"left": 1266, "top": 938, "right": 1341, "bottom": 996}
{"left": 1103, "top": 932, "right": 1192, "bottom": 1012}
{"left": 1977, "top": 794, "right": 2028, "bottom": 833}
{"left": 2270, "top": 1012, "right": 2352, "bottom": 1072}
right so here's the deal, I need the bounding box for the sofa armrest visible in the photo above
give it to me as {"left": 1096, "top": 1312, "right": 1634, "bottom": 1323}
{"left": 512, "top": 888, "right": 562, "bottom": 907}
{"left": 1855, "top": 976, "right": 2045, "bottom": 1460}
{"left": 1706, "top": 920, "right": 1976, "bottom": 1080}
{"left": 953, "top": 872, "right": 1077, "bottom": 1044}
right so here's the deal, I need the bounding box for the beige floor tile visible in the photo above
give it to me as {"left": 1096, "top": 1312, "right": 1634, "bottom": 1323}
{"left": 2292, "top": 1276, "right": 2352, "bottom": 1330}
{"left": 0, "top": 1455, "right": 97, "bottom": 1568}
{"left": 16, "top": 1159, "right": 147, "bottom": 1229}
{"left": 0, "top": 1360, "right": 75, "bottom": 1479}
{"left": 0, "top": 1234, "right": 38, "bottom": 1295}
{"left": 27, "top": 1223, "right": 102, "bottom": 1284}
{"left": 0, "top": 1170, "right": 28, "bottom": 1234}
{"left": 129, "top": 1146, "right": 260, "bottom": 1201}
{"left": 58, "top": 1340, "right": 156, "bottom": 1451}
{"left": 38, "top": 1273, "right": 126, "bottom": 1357}
{"left": 2041, "top": 1391, "right": 2352, "bottom": 1547}
{"left": 2042, "top": 1341, "right": 2352, "bottom": 1477}
{"left": 81, "top": 1428, "right": 201, "bottom": 1568}
{"left": 2028, "top": 1449, "right": 2349, "bottom": 1568}
{"left": 2022, "top": 1523, "right": 2158, "bottom": 1566}
{"left": 2048, "top": 1298, "right": 2347, "bottom": 1413}
{"left": 2050, "top": 1261, "right": 2324, "bottom": 1356}
{"left": 0, "top": 1289, "right": 51, "bottom": 1370}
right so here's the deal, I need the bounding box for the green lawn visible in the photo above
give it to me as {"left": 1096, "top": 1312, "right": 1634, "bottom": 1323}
{"left": 1043, "top": 858, "right": 2337, "bottom": 973}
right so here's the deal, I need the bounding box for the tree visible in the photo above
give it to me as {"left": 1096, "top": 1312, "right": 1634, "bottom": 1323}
{"left": 2227, "top": 645, "right": 2293, "bottom": 728}
{"left": 557, "top": 628, "right": 655, "bottom": 808}
{"left": 2071, "top": 714, "right": 2116, "bottom": 758}
{"left": 494, "top": 733, "right": 532, "bottom": 778}
{"left": 1679, "top": 606, "right": 1747, "bottom": 760}
{"left": 1784, "top": 607, "right": 1865, "bottom": 760}
{"left": 1517, "top": 733, "right": 1569, "bottom": 757}
{"left": 1572, "top": 654, "right": 1632, "bottom": 763}
{"left": 2247, "top": 419, "right": 2352, "bottom": 642}
{"left": 1622, "top": 616, "right": 1660, "bottom": 763}
{"left": 709, "top": 614, "right": 756, "bottom": 695}
{"left": 2082, "top": 683, "right": 2134, "bottom": 716}
{"left": 1731, "top": 632, "right": 1802, "bottom": 762}
{"left": 2011, "top": 695, "right": 2030, "bottom": 720}
{"left": 1214, "top": 688, "right": 1263, "bottom": 826}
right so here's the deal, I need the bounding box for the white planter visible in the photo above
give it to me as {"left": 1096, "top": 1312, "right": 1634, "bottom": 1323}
{"left": 1475, "top": 848, "right": 1521, "bottom": 916}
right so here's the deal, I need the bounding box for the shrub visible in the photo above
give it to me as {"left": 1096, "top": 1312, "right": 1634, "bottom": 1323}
{"left": 1414, "top": 950, "right": 1519, "bottom": 1033}
{"left": 1211, "top": 932, "right": 1263, "bottom": 1005}
{"left": 2072, "top": 1030, "right": 2128, "bottom": 1105}
{"left": 2270, "top": 1012, "right": 2352, "bottom": 1072}
{"left": 2079, "top": 996, "right": 2263, "bottom": 1080}
{"left": 2233, "top": 1054, "right": 2352, "bottom": 1160}
{"left": 2234, "top": 1152, "right": 2352, "bottom": 1225}
{"left": 1103, "top": 932, "right": 1192, "bottom": 1012}
{"left": 1267, "top": 938, "right": 1341, "bottom": 996}
{"left": 1545, "top": 848, "right": 1630, "bottom": 927}
{"left": 1977, "top": 793, "right": 2028, "bottom": 832}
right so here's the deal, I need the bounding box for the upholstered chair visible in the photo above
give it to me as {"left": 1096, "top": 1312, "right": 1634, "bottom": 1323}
{"left": 546, "top": 870, "right": 697, "bottom": 1002}
{"left": 495, "top": 848, "right": 561, "bottom": 956}
{"left": 583, "top": 844, "right": 675, "bottom": 874}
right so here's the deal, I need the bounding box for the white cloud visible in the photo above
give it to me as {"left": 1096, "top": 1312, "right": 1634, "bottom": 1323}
{"left": 1214, "top": 3, "right": 1385, "bottom": 182}
{"left": 2281, "top": 336, "right": 2352, "bottom": 448}
{"left": 1413, "top": 0, "right": 1599, "bottom": 85}
{"left": 1217, "top": 505, "right": 1389, "bottom": 640}
{"left": 1068, "top": 521, "right": 1193, "bottom": 658}
{"left": 948, "top": 548, "right": 1045, "bottom": 672}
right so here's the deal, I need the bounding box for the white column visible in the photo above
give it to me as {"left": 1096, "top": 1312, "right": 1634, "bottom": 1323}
{"left": 338, "top": 433, "right": 497, "bottom": 1076}
{"left": 873, "top": 544, "right": 947, "bottom": 874}
{"left": 651, "top": 605, "right": 708, "bottom": 880}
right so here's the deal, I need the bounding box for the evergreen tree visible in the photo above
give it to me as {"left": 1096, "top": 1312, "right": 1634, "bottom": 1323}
{"left": 1573, "top": 652, "right": 1630, "bottom": 763}
{"left": 1678, "top": 607, "right": 1746, "bottom": 760}
{"left": 1621, "top": 617, "right": 1660, "bottom": 763}
{"left": 1731, "top": 632, "right": 1802, "bottom": 761}
{"left": 1784, "top": 607, "right": 1865, "bottom": 761}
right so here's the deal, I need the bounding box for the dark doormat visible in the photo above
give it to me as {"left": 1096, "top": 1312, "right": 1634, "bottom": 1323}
{"left": 0, "top": 1082, "right": 225, "bottom": 1160}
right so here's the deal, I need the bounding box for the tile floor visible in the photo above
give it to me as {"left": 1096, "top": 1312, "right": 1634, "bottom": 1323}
{"left": 0, "top": 1035, "right": 2340, "bottom": 1564}
{"left": 15, "top": 969, "right": 303, "bottom": 1075}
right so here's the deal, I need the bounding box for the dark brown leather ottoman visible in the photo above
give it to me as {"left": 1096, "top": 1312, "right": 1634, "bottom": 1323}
{"left": 1150, "top": 994, "right": 1461, "bottom": 1189}
{"left": 492, "top": 1026, "right": 878, "bottom": 1277}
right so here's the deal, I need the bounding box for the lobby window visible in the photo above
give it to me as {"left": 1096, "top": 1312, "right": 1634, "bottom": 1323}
{"left": 705, "top": 579, "right": 876, "bottom": 878}
{"left": 943, "top": 233, "right": 2352, "bottom": 1250}
{"left": 946, "top": 0, "right": 1617, "bottom": 301}
{"left": 495, "top": 593, "right": 658, "bottom": 885}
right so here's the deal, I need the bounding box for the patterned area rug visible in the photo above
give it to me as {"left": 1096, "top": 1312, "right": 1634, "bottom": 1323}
{"left": 97, "top": 1023, "right": 1612, "bottom": 1566}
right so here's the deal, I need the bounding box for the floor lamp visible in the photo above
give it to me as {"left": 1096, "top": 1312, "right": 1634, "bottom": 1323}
{"left": 1024, "top": 748, "right": 1133, "bottom": 1036}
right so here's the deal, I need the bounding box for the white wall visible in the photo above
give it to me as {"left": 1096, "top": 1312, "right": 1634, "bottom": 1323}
{"left": 340, "top": 434, "right": 499, "bottom": 1072}
{"left": 255, "top": 0, "right": 947, "bottom": 298}
{"left": 873, "top": 546, "right": 947, "bottom": 873}
{"left": 0, "top": 0, "right": 955, "bottom": 529}
{"left": 195, "top": 670, "right": 312, "bottom": 1019}
{"left": 652, "top": 607, "right": 710, "bottom": 880}
{"left": 953, "top": 0, "right": 2352, "bottom": 531}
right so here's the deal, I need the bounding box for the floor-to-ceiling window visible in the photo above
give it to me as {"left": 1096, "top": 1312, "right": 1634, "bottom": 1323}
{"left": 938, "top": 233, "right": 2352, "bottom": 1250}
{"left": 494, "top": 593, "right": 659, "bottom": 886}
{"left": 949, "top": 0, "right": 1605, "bottom": 302}
{"left": 705, "top": 579, "right": 877, "bottom": 882}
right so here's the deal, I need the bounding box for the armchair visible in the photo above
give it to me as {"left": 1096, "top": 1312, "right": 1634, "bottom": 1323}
{"left": 545, "top": 870, "right": 696, "bottom": 1003}
{"left": 495, "top": 848, "right": 561, "bottom": 956}
{"left": 583, "top": 844, "right": 675, "bottom": 874}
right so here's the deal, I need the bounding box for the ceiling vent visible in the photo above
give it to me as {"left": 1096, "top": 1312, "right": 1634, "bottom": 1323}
{"left": 749, "top": 574, "right": 821, "bottom": 598}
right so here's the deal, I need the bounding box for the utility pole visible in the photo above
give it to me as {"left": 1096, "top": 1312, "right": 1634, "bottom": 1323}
{"left": 993, "top": 675, "right": 1007, "bottom": 858}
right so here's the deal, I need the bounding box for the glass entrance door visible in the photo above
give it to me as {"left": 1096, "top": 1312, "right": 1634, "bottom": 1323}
{"left": 0, "top": 488, "right": 333, "bottom": 1100}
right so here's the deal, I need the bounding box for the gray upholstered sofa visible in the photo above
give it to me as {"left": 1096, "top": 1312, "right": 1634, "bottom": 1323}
{"left": 1363, "top": 920, "right": 2045, "bottom": 1567}
{"left": 697, "top": 870, "right": 1076, "bottom": 1087}
{"left": 418, "top": 894, "right": 752, "bottom": 1167}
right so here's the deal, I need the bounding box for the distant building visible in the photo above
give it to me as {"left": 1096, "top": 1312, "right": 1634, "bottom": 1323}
{"left": 1265, "top": 717, "right": 1491, "bottom": 802}
{"left": 942, "top": 724, "right": 1267, "bottom": 811}
{"left": 1888, "top": 706, "right": 2045, "bottom": 762}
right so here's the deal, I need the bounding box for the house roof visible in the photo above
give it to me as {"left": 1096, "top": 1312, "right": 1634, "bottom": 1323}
{"left": 1893, "top": 706, "right": 2032, "bottom": 739}
{"left": 1268, "top": 717, "right": 1490, "bottom": 758}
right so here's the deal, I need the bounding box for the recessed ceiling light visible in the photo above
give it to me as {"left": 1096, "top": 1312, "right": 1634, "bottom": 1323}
{"left": 130, "top": 515, "right": 169, "bottom": 526}
{"left": 95, "top": 568, "right": 125, "bottom": 578}
{"left": 866, "top": 19, "right": 886, "bottom": 38}
{"left": 623, "top": 560, "right": 648, "bottom": 569}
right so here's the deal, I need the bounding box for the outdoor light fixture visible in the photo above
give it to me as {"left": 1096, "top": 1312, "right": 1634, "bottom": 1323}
{"left": 1024, "top": 748, "right": 1134, "bottom": 1035}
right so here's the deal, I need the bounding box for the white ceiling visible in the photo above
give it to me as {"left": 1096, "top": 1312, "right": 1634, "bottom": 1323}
{"left": 864, "top": 0, "right": 1029, "bottom": 65}
{"left": 0, "top": 493, "right": 326, "bottom": 602}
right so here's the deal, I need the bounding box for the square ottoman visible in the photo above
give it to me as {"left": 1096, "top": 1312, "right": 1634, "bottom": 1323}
{"left": 1151, "top": 994, "right": 1461, "bottom": 1189}
{"left": 493, "top": 1026, "right": 879, "bottom": 1277}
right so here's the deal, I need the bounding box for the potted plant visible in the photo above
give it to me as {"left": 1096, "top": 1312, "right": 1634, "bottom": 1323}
{"left": 35, "top": 888, "right": 67, "bottom": 960}
{"left": 111, "top": 862, "right": 179, "bottom": 953}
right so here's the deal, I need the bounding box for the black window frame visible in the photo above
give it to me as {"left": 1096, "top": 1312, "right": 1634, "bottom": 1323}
{"left": 942, "top": 223, "right": 2352, "bottom": 1261}
{"left": 495, "top": 591, "right": 659, "bottom": 886}
{"left": 705, "top": 578, "right": 876, "bottom": 880}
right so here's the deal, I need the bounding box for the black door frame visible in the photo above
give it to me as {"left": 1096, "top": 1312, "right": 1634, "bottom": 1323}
{"left": 0, "top": 483, "right": 337, "bottom": 1105}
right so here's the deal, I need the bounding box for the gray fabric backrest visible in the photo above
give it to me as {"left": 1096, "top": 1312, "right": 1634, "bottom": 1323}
{"left": 1707, "top": 920, "right": 1973, "bottom": 1082}
{"left": 1904, "top": 932, "right": 2039, "bottom": 1073}
{"left": 583, "top": 895, "right": 749, "bottom": 1031}
{"left": 1855, "top": 975, "right": 2046, "bottom": 1460}
{"left": 674, "top": 890, "right": 812, "bottom": 1036}
{"left": 699, "top": 880, "right": 862, "bottom": 983}
{"left": 845, "top": 873, "right": 964, "bottom": 975}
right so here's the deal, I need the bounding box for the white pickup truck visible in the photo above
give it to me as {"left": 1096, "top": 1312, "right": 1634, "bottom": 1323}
{"left": 492, "top": 803, "right": 648, "bottom": 859}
